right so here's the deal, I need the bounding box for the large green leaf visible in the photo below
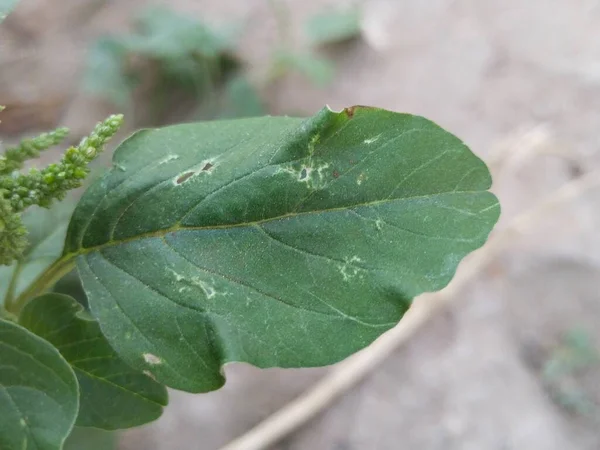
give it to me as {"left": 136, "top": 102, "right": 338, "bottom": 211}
{"left": 64, "top": 106, "right": 499, "bottom": 392}
{"left": 0, "top": 203, "right": 73, "bottom": 308}
{"left": 0, "top": 319, "right": 78, "bottom": 450}
{"left": 20, "top": 294, "right": 168, "bottom": 430}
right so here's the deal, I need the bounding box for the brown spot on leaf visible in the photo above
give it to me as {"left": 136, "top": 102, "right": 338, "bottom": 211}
{"left": 333, "top": 170, "right": 340, "bottom": 178}
{"left": 202, "top": 162, "right": 214, "bottom": 171}
{"left": 343, "top": 105, "right": 373, "bottom": 119}
{"left": 176, "top": 172, "right": 195, "bottom": 184}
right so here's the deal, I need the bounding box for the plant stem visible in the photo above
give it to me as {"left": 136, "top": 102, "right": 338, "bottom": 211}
{"left": 3, "top": 262, "right": 22, "bottom": 308}
{"left": 5, "top": 255, "right": 76, "bottom": 315}
{"left": 0, "top": 305, "right": 17, "bottom": 322}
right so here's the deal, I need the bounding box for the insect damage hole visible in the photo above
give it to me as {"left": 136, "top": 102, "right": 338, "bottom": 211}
{"left": 175, "top": 171, "right": 195, "bottom": 185}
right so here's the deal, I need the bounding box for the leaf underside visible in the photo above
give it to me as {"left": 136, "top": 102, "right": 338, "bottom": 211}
{"left": 65, "top": 106, "right": 500, "bottom": 392}
{"left": 20, "top": 294, "right": 168, "bottom": 430}
{"left": 0, "top": 319, "right": 78, "bottom": 450}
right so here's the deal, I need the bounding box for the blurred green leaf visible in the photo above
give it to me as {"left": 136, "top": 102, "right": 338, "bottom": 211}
{"left": 125, "top": 6, "right": 233, "bottom": 59}
{"left": 306, "top": 8, "right": 361, "bottom": 45}
{"left": 84, "top": 37, "right": 135, "bottom": 107}
{"left": 220, "top": 76, "right": 265, "bottom": 118}
{"left": 83, "top": 5, "right": 241, "bottom": 115}
{"left": 0, "top": 0, "right": 18, "bottom": 22}
{"left": 541, "top": 327, "right": 600, "bottom": 418}
{"left": 543, "top": 327, "right": 600, "bottom": 380}
{"left": 274, "top": 50, "right": 335, "bottom": 87}
{"left": 64, "top": 427, "right": 116, "bottom": 450}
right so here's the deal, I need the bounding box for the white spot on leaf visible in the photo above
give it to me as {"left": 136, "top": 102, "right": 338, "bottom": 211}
{"left": 159, "top": 154, "right": 180, "bottom": 165}
{"left": 169, "top": 269, "right": 185, "bottom": 282}
{"left": 278, "top": 162, "right": 330, "bottom": 189}
{"left": 364, "top": 134, "right": 381, "bottom": 145}
{"left": 143, "top": 370, "right": 157, "bottom": 381}
{"left": 191, "top": 277, "right": 216, "bottom": 299}
{"left": 169, "top": 269, "right": 218, "bottom": 298}
{"left": 339, "top": 256, "right": 364, "bottom": 281}
{"left": 143, "top": 353, "right": 162, "bottom": 365}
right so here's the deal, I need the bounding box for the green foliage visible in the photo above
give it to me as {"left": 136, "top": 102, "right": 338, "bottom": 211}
{"left": 0, "top": 127, "right": 69, "bottom": 175}
{"left": 266, "top": 2, "right": 362, "bottom": 87}
{"left": 83, "top": 6, "right": 246, "bottom": 121}
{"left": 2, "top": 114, "right": 122, "bottom": 212}
{"left": 84, "top": 37, "right": 136, "bottom": 108}
{"left": 271, "top": 50, "right": 335, "bottom": 87}
{"left": 0, "top": 2, "right": 500, "bottom": 447}
{"left": 305, "top": 7, "right": 362, "bottom": 46}
{"left": 53, "top": 106, "right": 497, "bottom": 392}
{"left": 63, "top": 427, "right": 115, "bottom": 450}
{"left": 543, "top": 327, "right": 600, "bottom": 417}
{"left": 0, "top": 0, "right": 19, "bottom": 22}
{"left": 0, "top": 104, "right": 499, "bottom": 447}
{"left": 0, "top": 195, "right": 27, "bottom": 267}
{"left": 0, "top": 115, "right": 123, "bottom": 268}
{"left": 20, "top": 294, "right": 168, "bottom": 429}
{"left": 219, "top": 76, "right": 266, "bottom": 119}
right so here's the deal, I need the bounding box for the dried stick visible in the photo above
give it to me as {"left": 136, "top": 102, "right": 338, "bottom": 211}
{"left": 220, "top": 168, "right": 600, "bottom": 450}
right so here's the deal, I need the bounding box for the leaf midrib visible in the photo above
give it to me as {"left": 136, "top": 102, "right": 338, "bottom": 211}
{"left": 69, "top": 189, "right": 495, "bottom": 258}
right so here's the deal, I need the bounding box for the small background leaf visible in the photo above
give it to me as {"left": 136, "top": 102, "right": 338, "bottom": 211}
{"left": 83, "top": 37, "right": 135, "bottom": 108}
{"left": 274, "top": 50, "right": 335, "bottom": 86}
{"left": 0, "top": 319, "right": 78, "bottom": 450}
{"left": 20, "top": 293, "right": 168, "bottom": 430}
{"left": 0, "top": 0, "right": 18, "bottom": 22}
{"left": 219, "top": 76, "right": 266, "bottom": 119}
{"left": 306, "top": 7, "right": 361, "bottom": 46}
{"left": 125, "top": 6, "right": 234, "bottom": 59}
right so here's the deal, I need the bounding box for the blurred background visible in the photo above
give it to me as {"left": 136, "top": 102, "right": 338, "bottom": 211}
{"left": 2, "top": 0, "right": 600, "bottom": 449}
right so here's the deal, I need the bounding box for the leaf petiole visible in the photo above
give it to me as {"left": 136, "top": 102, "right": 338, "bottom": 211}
{"left": 6, "top": 255, "right": 76, "bottom": 314}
